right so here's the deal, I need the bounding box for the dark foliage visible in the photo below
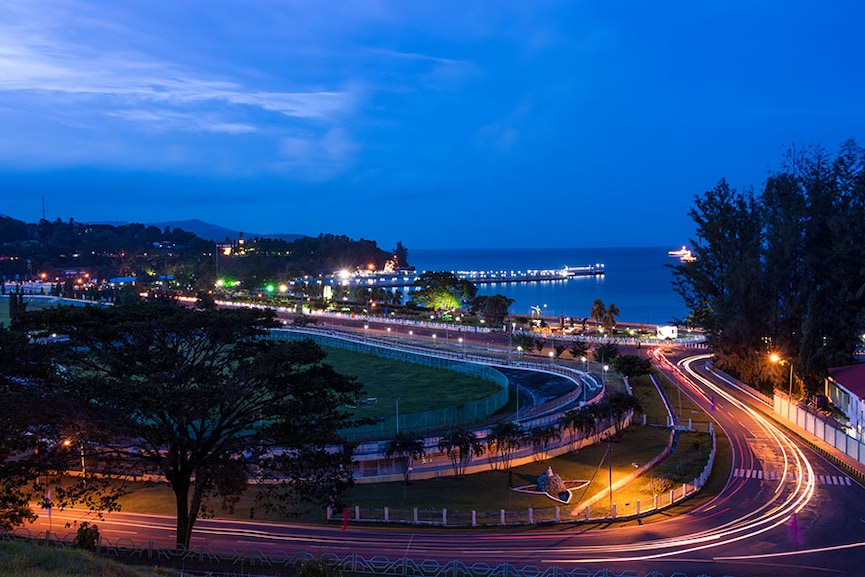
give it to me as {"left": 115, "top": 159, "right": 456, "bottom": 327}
{"left": 672, "top": 140, "right": 865, "bottom": 396}
{"left": 16, "top": 300, "right": 363, "bottom": 548}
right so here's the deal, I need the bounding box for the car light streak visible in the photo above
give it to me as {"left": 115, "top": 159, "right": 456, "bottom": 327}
{"left": 715, "top": 539, "right": 865, "bottom": 560}
{"left": 544, "top": 352, "right": 817, "bottom": 564}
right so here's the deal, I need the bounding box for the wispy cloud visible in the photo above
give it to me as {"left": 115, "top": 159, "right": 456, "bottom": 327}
{"left": 0, "top": 1, "right": 355, "bottom": 161}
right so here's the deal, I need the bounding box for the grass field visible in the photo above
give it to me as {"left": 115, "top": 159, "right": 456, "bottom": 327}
{"left": 0, "top": 295, "right": 62, "bottom": 328}
{"left": 321, "top": 346, "right": 502, "bottom": 419}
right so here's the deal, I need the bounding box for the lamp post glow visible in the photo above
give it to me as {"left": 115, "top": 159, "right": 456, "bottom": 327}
{"left": 581, "top": 356, "right": 588, "bottom": 372}
{"left": 603, "top": 364, "right": 609, "bottom": 384}
{"left": 549, "top": 351, "right": 555, "bottom": 366}
{"left": 770, "top": 353, "right": 794, "bottom": 398}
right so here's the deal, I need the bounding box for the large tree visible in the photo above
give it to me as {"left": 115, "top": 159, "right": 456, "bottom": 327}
{"left": 673, "top": 141, "right": 865, "bottom": 396}
{"left": 0, "top": 326, "right": 124, "bottom": 531}
{"left": 410, "top": 271, "right": 477, "bottom": 313}
{"left": 471, "top": 294, "right": 515, "bottom": 326}
{"left": 19, "top": 299, "right": 363, "bottom": 548}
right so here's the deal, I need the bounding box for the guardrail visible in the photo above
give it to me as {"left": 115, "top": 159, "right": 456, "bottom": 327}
{"left": 1, "top": 527, "right": 727, "bottom": 577}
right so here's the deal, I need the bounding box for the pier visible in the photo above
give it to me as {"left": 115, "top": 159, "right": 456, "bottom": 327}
{"left": 328, "top": 264, "right": 604, "bottom": 288}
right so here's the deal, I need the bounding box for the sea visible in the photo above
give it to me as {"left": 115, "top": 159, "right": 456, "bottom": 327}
{"left": 408, "top": 247, "right": 687, "bottom": 326}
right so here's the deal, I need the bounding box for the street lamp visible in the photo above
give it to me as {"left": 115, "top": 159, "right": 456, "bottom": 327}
{"left": 603, "top": 364, "right": 609, "bottom": 384}
{"left": 770, "top": 353, "right": 794, "bottom": 398}
{"left": 549, "top": 351, "right": 555, "bottom": 366}
{"left": 63, "top": 439, "right": 85, "bottom": 479}
{"left": 581, "top": 356, "right": 588, "bottom": 373}
{"left": 394, "top": 395, "right": 403, "bottom": 434}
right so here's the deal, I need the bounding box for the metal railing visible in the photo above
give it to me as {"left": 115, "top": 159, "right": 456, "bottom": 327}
{"left": 1, "top": 528, "right": 732, "bottom": 577}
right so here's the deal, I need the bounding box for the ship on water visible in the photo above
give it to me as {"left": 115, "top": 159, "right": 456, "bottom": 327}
{"left": 668, "top": 245, "right": 696, "bottom": 263}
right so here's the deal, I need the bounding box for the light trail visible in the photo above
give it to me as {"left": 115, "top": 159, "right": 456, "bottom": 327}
{"left": 545, "top": 351, "right": 817, "bottom": 564}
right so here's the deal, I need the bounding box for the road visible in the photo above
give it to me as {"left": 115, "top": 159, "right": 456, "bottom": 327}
{"left": 22, "top": 347, "right": 865, "bottom": 576}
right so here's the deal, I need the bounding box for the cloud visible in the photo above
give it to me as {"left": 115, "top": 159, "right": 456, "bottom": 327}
{"left": 276, "top": 127, "right": 359, "bottom": 180}
{"left": 0, "top": 2, "right": 354, "bottom": 144}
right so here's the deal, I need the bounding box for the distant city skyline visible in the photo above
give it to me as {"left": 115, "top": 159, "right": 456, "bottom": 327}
{"left": 1, "top": 1, "right": 863, "bottom": 249}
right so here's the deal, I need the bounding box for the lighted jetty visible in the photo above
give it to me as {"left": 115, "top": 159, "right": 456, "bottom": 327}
{"left": 329, "top": 264, "right": 604, "bottom": 288}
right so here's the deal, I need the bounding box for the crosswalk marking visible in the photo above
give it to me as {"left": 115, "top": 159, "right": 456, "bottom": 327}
{"left": 733, "top": 469, "right": 852, "bottom": 486}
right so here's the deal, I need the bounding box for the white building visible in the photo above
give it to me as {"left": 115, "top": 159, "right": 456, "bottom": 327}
{"left": 826, "top": 364, "right": 865, "bottom": 441}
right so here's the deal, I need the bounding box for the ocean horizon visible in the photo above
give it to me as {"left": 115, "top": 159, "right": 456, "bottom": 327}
{"left": 407, "top": 246, "right": 688, "bottom": 326}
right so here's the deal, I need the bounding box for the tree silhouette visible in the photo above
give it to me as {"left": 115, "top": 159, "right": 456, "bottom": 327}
{"left": 19, "top": 300, "right": 362, "bottom": 549}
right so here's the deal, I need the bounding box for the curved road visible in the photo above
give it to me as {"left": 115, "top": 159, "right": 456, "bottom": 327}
{"left": 25, "top": 348, "right": 865, "bottom": 576}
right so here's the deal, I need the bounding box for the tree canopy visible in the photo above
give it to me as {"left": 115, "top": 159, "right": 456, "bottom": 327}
{"left": 410, "top": 271, "right": 477, "bottom": 313}
{"left": 16, "top": 300, "right": 363, "bottom": 548}
{"left": 673, "top": 140, "right": 865, "bottom": 396}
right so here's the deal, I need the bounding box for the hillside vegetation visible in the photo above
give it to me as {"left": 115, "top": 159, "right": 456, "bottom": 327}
{"left": 0, "top": 541, "right": 157, "bottom": 577}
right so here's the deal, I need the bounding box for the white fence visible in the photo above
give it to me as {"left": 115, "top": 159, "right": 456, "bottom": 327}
{"left": 775, "top": 394, "right": 865, "bottom": 467}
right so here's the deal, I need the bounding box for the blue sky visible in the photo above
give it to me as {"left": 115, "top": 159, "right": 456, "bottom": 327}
{"left": 1, "top": 1, "right": 863, "bottom": 250}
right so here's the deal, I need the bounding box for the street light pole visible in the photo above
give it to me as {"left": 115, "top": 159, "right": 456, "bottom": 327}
{"left": 770, "top": 353, "right": 794, "bottom": 399}
{"left": 394, "top": 395, "right": 403, "bottom": 434}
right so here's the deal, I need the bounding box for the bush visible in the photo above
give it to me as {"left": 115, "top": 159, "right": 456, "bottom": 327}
{"left": 297, "top": 554, "right": 343, "bottom": 577}
{"left": 72, "top": 521, "right": 100, "bottom": 551}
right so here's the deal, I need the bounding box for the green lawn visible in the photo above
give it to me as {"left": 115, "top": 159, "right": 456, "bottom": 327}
{"left": 0, "top": 296, "right": 63, "bottom": 328}
{"left": 321, "top": 346, "right": 502, "bottom": 419}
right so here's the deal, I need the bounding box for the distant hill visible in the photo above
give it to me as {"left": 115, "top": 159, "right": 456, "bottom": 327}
{"left": 104, "top": 219, "right": 305, "bottom": 243}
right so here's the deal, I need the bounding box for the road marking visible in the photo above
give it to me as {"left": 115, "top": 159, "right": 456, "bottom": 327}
{"left": 734, "top": 469, "right": 851, "bottom": 487}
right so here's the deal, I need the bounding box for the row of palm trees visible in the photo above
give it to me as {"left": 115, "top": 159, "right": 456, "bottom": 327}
{"left": 384, "top": 390, "right": 641, "bottom": 481}
{"left": 590, "top": 299, "right": 621, "bottom": 333}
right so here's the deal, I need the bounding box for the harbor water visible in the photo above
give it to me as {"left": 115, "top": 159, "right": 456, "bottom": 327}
{"left": 408, "top": 247, "right": 688, "bottom": 326}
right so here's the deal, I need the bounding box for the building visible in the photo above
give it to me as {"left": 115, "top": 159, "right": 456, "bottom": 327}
{"left": 825, "top": 363, "right": 865, "bottom": 441}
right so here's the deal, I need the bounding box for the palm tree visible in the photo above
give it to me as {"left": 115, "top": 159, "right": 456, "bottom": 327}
{"left": 593, "top": 341, "right": 620, "bottom": 365}
{"left": 603, "top": 303, "right": 621, "bottom": 333}
{"left": 533, "top": 338, "right": 546, "bottom": 354}
{"left": 384, "top": 431, "right": 426, "bottom": 485}
{"left": 528, "top": 425, "right": 561, "bottom": 461}
{"left": 568, "top": 340, "right": 589, "bottom": 359}
{"left": 604, "top": 391, "right": 642, "bottom": 436}
{"left": 590, "top": 299, "right": 606, "bottom": 330}
{"left": 558, "top": 409, "right": 593, "bottom": 450}
{"left": 486, "top": 421, "right": 524, "bottom": 470}
{"left": 438, "top": 428, "right": 484, "bottom": 476}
